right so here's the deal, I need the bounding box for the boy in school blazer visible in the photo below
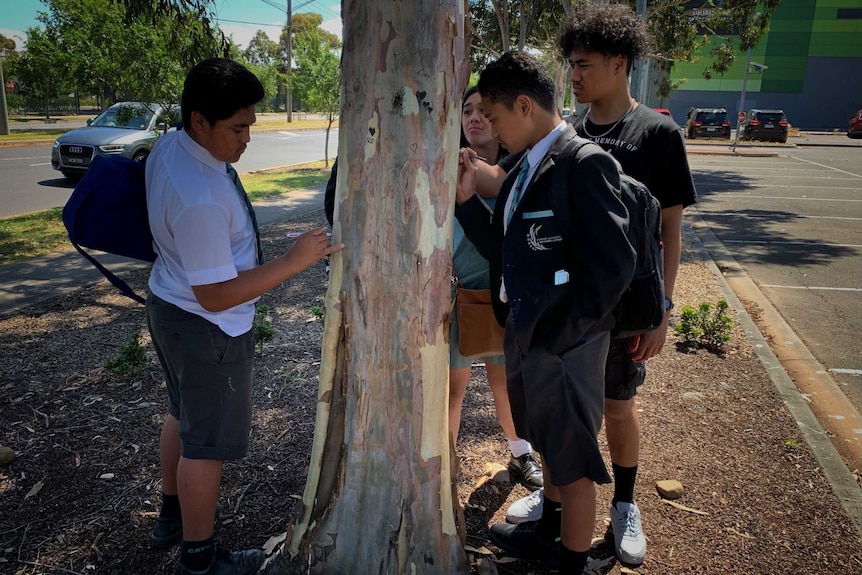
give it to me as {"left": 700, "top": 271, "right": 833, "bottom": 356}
{"left": 455, "top": 51, "right": 635, "bottom": 573}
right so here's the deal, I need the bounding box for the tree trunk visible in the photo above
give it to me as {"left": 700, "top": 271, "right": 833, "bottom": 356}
{"left": 262, "top": 1, "right": 470, "bottom": 573}
{"left": 490, "top": 0, "right": 510, "bottom": 52}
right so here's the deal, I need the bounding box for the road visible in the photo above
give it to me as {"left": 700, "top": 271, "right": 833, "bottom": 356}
{"left": 689, "top": 146, "right": 862, "bottom": 413}
{"left": 0, "top": 129, "right": 338, "bottom": 218}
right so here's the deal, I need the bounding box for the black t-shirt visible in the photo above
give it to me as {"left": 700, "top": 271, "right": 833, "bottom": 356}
{"left": 569, "top": 105, "right": 697, "bottom": 209}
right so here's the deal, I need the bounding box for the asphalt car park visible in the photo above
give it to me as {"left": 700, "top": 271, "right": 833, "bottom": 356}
{"left": 688, "top": 147, "right": 862, "bottom": 414}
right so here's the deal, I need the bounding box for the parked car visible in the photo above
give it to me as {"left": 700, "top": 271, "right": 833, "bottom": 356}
{"left": 51, "top": 102, "right": 180, "bottom": 179}
{"left": 739, "top": 109, "right": 789, "bottom": 143}
{"left": 848, "top": 108, "right": 862, "bottom": 139}
{"left": 684, "top": 107, "right": 731, "bottom": 139}
{"left": 652, "top": 107, "right": 675, "bottom": 123}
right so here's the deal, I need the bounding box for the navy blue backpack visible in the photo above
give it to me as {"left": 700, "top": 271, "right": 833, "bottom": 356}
{"left": 62, "top": 155, "right": 155, "bottom": 304}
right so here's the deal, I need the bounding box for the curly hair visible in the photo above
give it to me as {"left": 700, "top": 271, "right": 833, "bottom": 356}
{"left": 559, "top": 3, "right": 650, "bottom": 75}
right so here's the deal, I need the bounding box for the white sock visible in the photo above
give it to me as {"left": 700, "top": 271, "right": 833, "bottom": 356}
{"left": 508, "top": 439, "right": 532, "bottom": 458}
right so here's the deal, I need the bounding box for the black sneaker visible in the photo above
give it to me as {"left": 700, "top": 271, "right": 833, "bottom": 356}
{"left": 174, "top": 547, "right": 264, "bottom": 575}
{"left": 488, "top": 521, "right": 560, "bottom": 568}
{"left": 507, "top": 453, "right": 543, "bottom": 492}
{"left": 151, "top": 503, "right": 224, "bottom": 550}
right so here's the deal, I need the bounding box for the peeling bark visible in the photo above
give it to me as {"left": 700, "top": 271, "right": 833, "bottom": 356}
{"left": 263, "top": 2, "right": 471, "bottom": 574}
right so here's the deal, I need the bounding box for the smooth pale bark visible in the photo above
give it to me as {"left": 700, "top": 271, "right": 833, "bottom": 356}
{"left": 262, "top": 2, "right": 470, "bottom": 574}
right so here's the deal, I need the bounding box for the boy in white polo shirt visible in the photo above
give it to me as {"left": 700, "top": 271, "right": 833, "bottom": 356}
{"left": 146, "top": 58, "right": 342, "bottom": 575}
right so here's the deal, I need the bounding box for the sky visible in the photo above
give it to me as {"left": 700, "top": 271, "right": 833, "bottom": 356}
{"left": 0, "top": 0, "right": 342, "bottom": 51}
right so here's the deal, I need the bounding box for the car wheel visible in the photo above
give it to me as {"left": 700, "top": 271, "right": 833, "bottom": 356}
{"left": 132, "top": 150, "right": 149, "bottom": 163}
{"left": 688, "top": 129, "right": 695, "bottom": 139}
{"left": 61, "top": 170, "right": 82, "bottom": 181}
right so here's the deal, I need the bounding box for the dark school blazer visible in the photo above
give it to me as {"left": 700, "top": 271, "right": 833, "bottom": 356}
{"left": 456, "top": 124, "right": 635, "bottom": 355}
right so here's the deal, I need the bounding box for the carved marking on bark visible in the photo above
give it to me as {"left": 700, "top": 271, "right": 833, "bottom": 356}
{"left": 365, "top": 112, "right": 379, "bottom": 160}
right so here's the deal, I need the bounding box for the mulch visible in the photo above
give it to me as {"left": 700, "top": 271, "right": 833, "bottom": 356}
{"left": 1, "top": 209, "right": 860, "bottom": 575}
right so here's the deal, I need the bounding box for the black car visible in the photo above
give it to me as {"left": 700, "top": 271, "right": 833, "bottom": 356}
{"left": 684, "top": 107, "right": 731, "bottom": 139}
{"left": 740, "top": 109, "right": 789, "bottom": 143}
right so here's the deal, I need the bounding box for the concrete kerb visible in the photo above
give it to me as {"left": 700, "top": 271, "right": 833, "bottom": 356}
{"left": 684, "top": 218, "right": 862, "bottom": 540}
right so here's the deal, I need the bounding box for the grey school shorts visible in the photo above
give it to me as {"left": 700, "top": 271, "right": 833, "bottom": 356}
{"left": 505, "top": 320, "right": 612, "bottom": 487}
{"left": 146, "top": 293, "right": 255, "bottom": 461}
{"left": 604, "top": 338, "right": 647, "bottom": 400}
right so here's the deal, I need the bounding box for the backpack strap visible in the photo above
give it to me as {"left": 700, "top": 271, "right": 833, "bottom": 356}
{"left": 71, "top": 242, "right": 146, "bottom": 305}
{"left": 548, "top": 136, "right": 599, "bottom": 243}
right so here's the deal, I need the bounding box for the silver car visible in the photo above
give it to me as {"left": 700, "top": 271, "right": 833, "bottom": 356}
{"left": 51, "top": 102, "right": 179, "bottom": 179}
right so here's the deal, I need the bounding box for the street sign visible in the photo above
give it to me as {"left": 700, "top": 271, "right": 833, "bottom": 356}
{"left": 738, "top": 111, "right": 745, "bottom": 123}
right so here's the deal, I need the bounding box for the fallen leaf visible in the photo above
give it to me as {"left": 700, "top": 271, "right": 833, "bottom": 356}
{"left": 262, "top": 532, "right": 286, "bottom": 555}
{"left": 24, "top": 480, "right": 44, "bottom": 500}
{"left": 489, "top": 556, "right": 519, "bottom": 564}
{"left": 725, "top": 526, "right": 755, "bottom": 539}
{"left": 99, "top": 473, "right": 115, "bottom": 480}
{"left": 620, "top": 567, "right": 639, "bottom": 574}
{"left": 661, "top": 498, "right": 708, "bottom": 515}
{"left": 464, "top": 545, "right": 493, "bottom": 555}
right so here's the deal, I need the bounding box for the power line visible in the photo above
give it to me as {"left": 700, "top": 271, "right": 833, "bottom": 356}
{"left": 217, "top": 17, "right": 283, "bottom": 28}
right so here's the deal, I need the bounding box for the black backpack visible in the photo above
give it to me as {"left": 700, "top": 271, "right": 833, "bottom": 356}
{"left": 62, "top": 155, "right": 155, "bottom": 304}
{"left": 551, "top": 137, "right": 665, "bottom": 338}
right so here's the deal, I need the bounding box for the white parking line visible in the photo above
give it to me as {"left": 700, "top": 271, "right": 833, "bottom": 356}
{"left": 791, "top": 156, "right": 862, "bottom": 179}
{"left": 705, "top": 212, "right": 862, "bottom": 221}
{"left": 721, "top": 194, "right": 862, "bottom": 202}
{"left": 724, "top": 239, "right": 862, "bottom": 248}
{"left": 29, "top": 162, "right": 52, "bottom": 167}
{"left": 1, "top": 156, "right": 48, "bottom": 161}
{"left": 760, "top": 284, "right": 862, "bottom": 292}
{"left": 830, "top": 368, "right": 862, "bottom": 376}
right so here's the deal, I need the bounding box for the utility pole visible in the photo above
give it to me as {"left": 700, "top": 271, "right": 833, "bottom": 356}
{"left": 285, "top": 0, "right": 293, "bottom": 123}
{"left": 0, "top": 58, "right": 9, "bottom": 136}
{"left": 630, "top": 0, "right": 648, "bottom": 103}
{"left": 731, "top": 46, "right": 752, "bottom": 151}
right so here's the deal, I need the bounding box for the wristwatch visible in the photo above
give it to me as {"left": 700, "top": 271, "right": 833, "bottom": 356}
{"left": 664, "top": 297, "right": 674, "bottom": 311}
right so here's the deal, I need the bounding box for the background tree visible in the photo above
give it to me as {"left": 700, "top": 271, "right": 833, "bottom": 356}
{"left": 244, "top": 30, "right": 280, "bottom": 67}
{"left": 235, "top": 35, "right": 282, "bottom": 112}
{"left": 287, "top": 20, "right": 340, "bottom": 166}
{"left": 260, "top": 1, "right": 471, "bottom": 572}
{"left": 121, "top": 0, "right": 228, "bottom": 66}
{"left": 12, "top": 26, "right": 72, "bottom": 119}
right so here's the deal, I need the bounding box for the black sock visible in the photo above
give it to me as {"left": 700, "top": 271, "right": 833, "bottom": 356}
{"left": 560, "top": 545, "right": 589, "bottom": 574}
{"left": 537, "top": 493, "right": 562, "bottom": 542}
{"left": 612, "top": 463, "right": 638, "bottom": 506}
{"left": 160, "top": 493, "right": 181, "bottom": 518}
{"left": 180, "top": 537, "right": 215, "bottom": 572}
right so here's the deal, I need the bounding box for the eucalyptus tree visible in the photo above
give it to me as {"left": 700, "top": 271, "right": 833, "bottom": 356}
{"left": 287, "top": 24, "right": 340, "bottom": 166}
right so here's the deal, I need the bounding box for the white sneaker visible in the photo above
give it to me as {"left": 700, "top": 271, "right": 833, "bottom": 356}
{"left": 609, "top": 501, "right": 646, "bottom": 564}
{"left": 505, "top": 488, "right": 544, "bottom": 524}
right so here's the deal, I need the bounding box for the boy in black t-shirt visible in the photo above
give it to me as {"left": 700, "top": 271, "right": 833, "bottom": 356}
{"left": 505, "top": 3, "right": 697, "bottom": 567}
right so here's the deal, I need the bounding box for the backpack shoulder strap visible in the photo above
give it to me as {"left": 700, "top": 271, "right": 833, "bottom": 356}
{"left": 549, "top": 136, "right": 600, "bottom": 241}
{"left": 70, "top": 242, "right": 146, "bottom": 305}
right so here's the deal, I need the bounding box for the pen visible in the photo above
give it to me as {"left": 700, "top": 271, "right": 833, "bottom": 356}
{"left": 468, "top": 154, "right": 488, "bottom": 162}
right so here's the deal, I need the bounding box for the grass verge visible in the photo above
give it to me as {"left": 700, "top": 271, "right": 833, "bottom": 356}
{"left": 0, "top": 164, "right": 330, "bottom": 266}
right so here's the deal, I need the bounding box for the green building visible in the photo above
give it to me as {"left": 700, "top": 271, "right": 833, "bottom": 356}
{"left": 662, "top": 0, "right": 862, "bottom": 130}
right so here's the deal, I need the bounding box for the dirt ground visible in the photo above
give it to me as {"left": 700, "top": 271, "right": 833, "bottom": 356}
{"left": 1, "top": 210, "right": 860, "bottom": 575}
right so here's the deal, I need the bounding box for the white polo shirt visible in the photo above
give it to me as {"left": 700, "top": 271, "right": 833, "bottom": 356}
{"left": 146, "top": 130, "right": 259, "bottom": 336}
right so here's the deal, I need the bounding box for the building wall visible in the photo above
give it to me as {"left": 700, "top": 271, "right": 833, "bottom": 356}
{"left": 661, "top": 0, "right": 862, "bottom": 130}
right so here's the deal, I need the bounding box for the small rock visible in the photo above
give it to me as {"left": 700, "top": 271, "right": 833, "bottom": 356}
{"left": 656, "top": 479, "right": 684, "bottom": 499}
{"left": 681, "top": 391, "right": 705, "bottom": 402}
{"left": 0, "top": 446, "right": 15, "bottom": 466}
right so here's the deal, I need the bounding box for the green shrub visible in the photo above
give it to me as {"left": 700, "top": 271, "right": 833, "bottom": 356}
{"left": 104, "top": 331, "right": 147, "bottom": 376}
{"left": 674, "top": 299, "right": 733, "bottom": 351}
{"left": 310, "top": 305, "right": 324, "bottom": 321}
{"left": 253, "top": 305, "right": 275, "bottom": 355}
